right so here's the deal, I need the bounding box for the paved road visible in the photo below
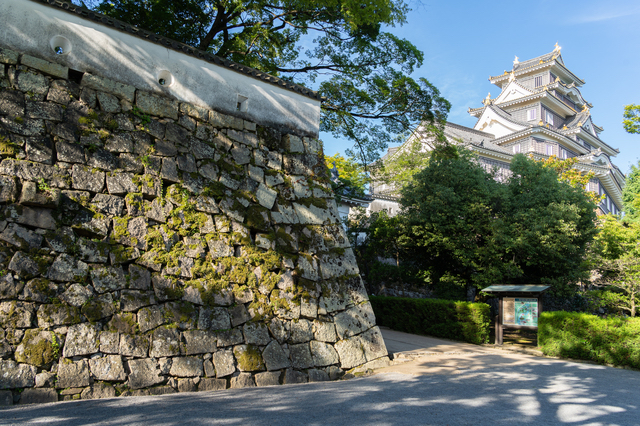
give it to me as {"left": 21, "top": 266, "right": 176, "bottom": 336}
{"left": 1, "top": 330, "right": 639, "bottom": 425}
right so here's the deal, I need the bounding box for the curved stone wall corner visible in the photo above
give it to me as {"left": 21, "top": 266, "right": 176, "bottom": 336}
{"left": 0, "top": 47, "right": 387, "bottom": 405}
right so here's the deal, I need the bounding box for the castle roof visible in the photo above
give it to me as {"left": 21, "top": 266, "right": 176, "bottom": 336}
{"left": 490, "top": 47, "right": 585, "bottom": 88}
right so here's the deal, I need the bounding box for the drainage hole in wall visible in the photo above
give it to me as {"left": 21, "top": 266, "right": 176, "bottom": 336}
{"left": 49, "top": 36, "right": 72, "bottom": 56}
{"left": 68, "top": 69, "right": 85, "bottom": 85}
{"left": 236, "top": 95, "right": 249, "bottom": 112}
{"left": 157, "top": 70, "right": 174, "bottom": 87}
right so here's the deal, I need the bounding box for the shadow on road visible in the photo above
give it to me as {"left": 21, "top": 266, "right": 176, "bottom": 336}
{"left": 1, "top": 350, "right": 638, "bottom": 426}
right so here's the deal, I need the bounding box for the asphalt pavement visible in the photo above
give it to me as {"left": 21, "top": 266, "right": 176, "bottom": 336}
{"left": 1, "top": 328, "right": 639, "bottom": 425}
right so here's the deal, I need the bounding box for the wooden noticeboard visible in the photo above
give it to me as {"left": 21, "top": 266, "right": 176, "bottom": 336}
{"left": 482, "top": 285, "right": 550, "bottom": 345}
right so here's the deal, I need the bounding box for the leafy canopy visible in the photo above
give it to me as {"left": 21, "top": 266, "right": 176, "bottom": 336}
{"left": 622, "top": 161, "right": 640, "bottom": 223}
{"left": 396, "top": 149, "right": 598, "bottom": 296}
{"left": 535, "top": 155, "right": 603, "bottom": 205}
{"left": 623, "top": 104, "right": 640, "bottom": 134}
{"left": 325, "top": 153, "right": 369, "bottom": 199}
{"left": 590, "top": 215, "right": 640, "bottom": 317}
{"left": 78, "top": 0, "right": 451, "bottom": 165}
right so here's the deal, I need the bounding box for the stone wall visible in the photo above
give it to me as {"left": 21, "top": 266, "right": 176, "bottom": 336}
{"left": 0, "top": 45, "right": 387, "bottom": 405}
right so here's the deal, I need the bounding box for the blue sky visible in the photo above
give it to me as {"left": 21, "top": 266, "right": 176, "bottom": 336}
{"left": 321, "top": 0, "right": 640, "bottom": 174}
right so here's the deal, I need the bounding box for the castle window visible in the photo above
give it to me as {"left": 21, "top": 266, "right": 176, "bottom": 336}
{"left": 513, "top": 144, "right": 521, "bottom": 153}
{"left": 545, "top": 110, "right": 554, "bottom": 125}
{"left": 527, "top": 109, "right": 536, "bottom": 121}
{"left": 535, "top": 76, "right": 543, "bottom": 87}
{"left": 560, "top": 148, "right": 567, "bottom": 159}
{"left": 546, "top": 144, "right": 553, "bottom": 156}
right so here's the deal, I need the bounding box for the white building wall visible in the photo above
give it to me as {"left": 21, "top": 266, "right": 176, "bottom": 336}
{"left": 0, "top": 0, "right": 320, "bottom": 136}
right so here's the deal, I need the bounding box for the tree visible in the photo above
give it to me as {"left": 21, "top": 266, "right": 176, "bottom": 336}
{"left": 590, "top": 215, "right": 640, "bottom": 317}
{"left": 536, "top": 155, "right": 603, "bottom": 205}
{"left": 325, "top": 153, "right": 368, "bottom": 199}
{"left": 77, "top": 0, "right": 451, "bottom": 165}
{"left": 622, "top": 161, "right": 640, "bottom": 223}
{"left": 399, "top": 146, "right": 510, "bottom": 294}
{"left": 397, "top": 150, "right": 598, "bottom": 298}
{"left": 504, "top": 155, "right": 598, "bottom": 296}
{"left": 370, "top": 123, "right": 447, "bottom": 194}
{"left": 623, "top": 104, "right": 640, "bottom": 134}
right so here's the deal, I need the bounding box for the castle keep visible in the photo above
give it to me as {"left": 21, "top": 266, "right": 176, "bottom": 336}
{"left": 0, "top": 0, "right": 387, "bottom": 405}
{"left": 372, "top": 45, "right": 625, "bottom": 216}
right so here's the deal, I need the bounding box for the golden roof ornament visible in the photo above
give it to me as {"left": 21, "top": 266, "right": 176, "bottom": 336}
{"left": 509, "top": 71, "right": 516, "bottom": 82}
{"left": 513, "top": 56, "right": 519, "bottom": 65}
{"left": 555, "top": 76, "right": 560, "bottom": 83}
{"left": 538, "top": 120, "right": 544, "bottom": 126}
{"left": 553, "top": 42, "right": 561, "bottom": 53}
{"left": 483, "top": 92, "right": 491, "bottom": 105}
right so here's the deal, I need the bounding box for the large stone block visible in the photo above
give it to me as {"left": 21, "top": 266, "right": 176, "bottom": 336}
{"left": 57, "top": 360, "right": 90, "bottom": 388}
{"left": 90, "top": 265, "right": 126, "bottom": 293}
{"left": 358, "top": 327, "right": 388, "bottom": 362}
{"left": 310, "top": 341, "right": 339, "bottom": 367}
{"left": 230, "top": 372, "right": 256, "bottom": 388}
{"left": 47, "top": 253, "right": 89, "bottom": 282}
{"left": 212, "top": 349, "right": 236, "bottom": 378}
{"left": 82, "top": 73, "right": 136, "bottom": 102}
{"left": 289, "top": 343, "right": 314, "bottom": 369}
{"left": 89, "top": 355, "right": 127, "bottom": 381}
{"left": 334, "top": 337, "right": 366, "bottom": 370}
{"left": 63, "top": 323, "right": 99, "bottom": 358}
{"left": 333, "top": 302, "right": 376, "bottom": 340}
{"left": 19, "top": 388, "right": 58, "bottom": 405}
{"left": 0, "top": 223, "right": 43, "bottom": 249}
{"left": 0, "top": 360, "right": 36, "bottom": 389}
{"left": 119, "top": 334, "right": 149, "bottom": 358}
{"left": 149, "top": 326, "right": 181, "bottom": 358}
{"left": 234, "top": 345, "right": 265, "bottom": 372}
{"left": 183, "top": 330, "right": 217, "bottom": 355}
{"left": 198, "top": 377, "right": 227, "bottom": 392}
{"left": 127, "top": 358, "right": 164, "bottom": 389}
{"left": 81, "top": 382, "right": 117, "bottom": 400}
{"left": 0, "top": 301, "right": 35, "bottom": 328}
{"left": 262, "top": 341, "right": 291, "bottom": 371}
{"left": 37, "top": 303, "right": 81, "bottom": 328}
{"left": 169, "top": 357, "right": 204, "bottom": 377}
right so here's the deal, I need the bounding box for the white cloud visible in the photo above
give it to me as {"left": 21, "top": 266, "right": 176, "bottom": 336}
{"left": 569, "top": 5, "right": 640, "bottom": 24}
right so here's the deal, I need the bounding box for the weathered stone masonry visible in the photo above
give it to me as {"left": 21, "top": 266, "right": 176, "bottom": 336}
{"left": 0, "top": 0, "right": 387, "bottom": 406}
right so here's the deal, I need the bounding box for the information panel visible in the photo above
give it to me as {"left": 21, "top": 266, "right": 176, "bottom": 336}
{"left": 502, "top": 298, "right": 538, "bottom": 327}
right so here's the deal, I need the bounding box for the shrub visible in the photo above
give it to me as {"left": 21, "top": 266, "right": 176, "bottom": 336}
{"left": 538, "top": 311, "right": 640, "bottom": 368}
{"left": 370, "top": 296, "right": 491, "bottom": 344}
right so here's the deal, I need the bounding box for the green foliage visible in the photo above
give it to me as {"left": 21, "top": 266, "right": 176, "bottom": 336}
{"left": 589, "top": 215, "right": 640, "bottom": 316}
{"left": 502, "top": 154, "right": 598, "bottom": 295}
{"left": 86, "top": 0, "right": 450, "bottom": 165}
{"left": 399, "top": 146, "right": 510, "bottom": 291}
{"left": 538, "top": 311, "right": 640, "bottom": 368}
{"left": 623, "top": 104, "right": 640, "bottom": 134}
{"left": 371, "top": 123, "right": 447, "bottom": 192}
{"left": 370, "top": 296, "right": 491, "bottom": 344}
{"left": 536, "top": 155, "right": 602, "bottom": 205}
{"left": 393, "top": 149, "right": 597, "bottom": 296}
{"left": 326, "top": 153, "right": 369, "bottom": 199}
{"left": 622, "top": 160, "right": 640, "bottom": 223}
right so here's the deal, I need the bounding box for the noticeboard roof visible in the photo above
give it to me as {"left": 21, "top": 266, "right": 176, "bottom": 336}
{"left": 482, "top": 285, "right": 550, "bottom": 293}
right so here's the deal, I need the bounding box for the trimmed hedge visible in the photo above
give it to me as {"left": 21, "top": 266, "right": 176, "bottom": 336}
{"left": 539, "top": 311, "right": 640, "bottom": 369}
{"left": 369, "top": 296, "right": 491, "bottom": 345}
